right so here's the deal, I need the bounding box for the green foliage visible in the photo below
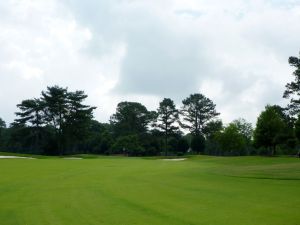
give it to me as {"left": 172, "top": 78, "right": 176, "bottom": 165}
{"left": 180, "top": 93, "right": 219, "bottom": 135}
{"left": 13, "top": 86, "right": 96, "bottom": 155}
{"left": 110, "top": 101, "right": 155, "bottom": 137}
{"left": 191, "top": 135, "right": 205, "bottom": 153}
{"left": 231, "top": 118, "right": 253, "bottom": 143}
{"left": 203, "top": 119, "right": 223, "bottom": 138}
{"left": 295, "top": 115, "right": 300, "bottom": 142}
{"left": 215, "top": 123, "right": 247, "bottom": 155}
{"left": 15, "top": 98, "right": 45, "bottom": 127}
{"left": 0, "top": 117, "right": 6, "bottom": 148}
{"left": 85, "top": 120, "right": 113, "bottom": 154}
{"left": 0, "top": 117, "right": 6, "bottom": 129}
{"left": 283, "top": 52, "right": 300, "bottom": 116}
{"left": 111, "top": 135, "right": 144, "bottom": 156}
{"left": 156, "top": 98, "right": 179, "bottom": 133}
{"left": 176, "top": 138, "right": 189, "bottom": 154}
{"left": 253, "top": 105, "right": 286, "bottom": 155}
{"left": 156, "top": 98, "right": 179, "bottom": 155}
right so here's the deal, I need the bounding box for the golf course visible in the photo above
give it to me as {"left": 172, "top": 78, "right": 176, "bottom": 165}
{"left": 0, "top": 155, "right": 299, "bottom": 225}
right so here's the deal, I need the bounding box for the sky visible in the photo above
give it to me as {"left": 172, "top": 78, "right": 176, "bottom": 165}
{"left": 0, "top": 0, "right": 300, "bottom": 125}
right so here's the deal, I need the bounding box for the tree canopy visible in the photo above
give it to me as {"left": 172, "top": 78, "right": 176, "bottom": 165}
{"left": 253, "top": 105, "right": 286, "bottom": 155}
{"left": 2, "top": 51, "right": 300, "bottom": 157}
{"left": 110, "top": 101, "right": 156, "bottom": 137}
{"left": 156, "top": 98, "right": 179, "bottom": 155}
{"left": 14, "top": 85, "right": 96, "bottom": 155}
{"left": 180, "top": 93, "right": 219, "bottom": 136}
{"left": 283, "top": 52, "right": 300, "bottom": 116}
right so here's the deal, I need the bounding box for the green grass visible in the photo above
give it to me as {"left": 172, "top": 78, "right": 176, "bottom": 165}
{"left": 0, "top": 155, "right": 299, "bottom": 225}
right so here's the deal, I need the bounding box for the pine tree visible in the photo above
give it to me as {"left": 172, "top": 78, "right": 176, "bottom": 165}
{"left": 156, "top": 98, "right": 179, "bottom": 155}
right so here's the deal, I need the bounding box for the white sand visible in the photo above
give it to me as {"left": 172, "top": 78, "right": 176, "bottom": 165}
{"left": 162, "top": 158, "right": 187, "bottom": 161}
{"left": 0, "top": 156, "right": 35, "bottom": 159}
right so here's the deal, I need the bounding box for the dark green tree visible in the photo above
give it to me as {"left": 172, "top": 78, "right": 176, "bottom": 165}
{"left": 63, "top": 90, "right": 96, "bottom": 152}
{"left": 215, "top": 123, "right": 247, "bottom": 155}
{"left": 13, "top": 86, "right": 96, "bottom": 155}
{"left": 0, "top": 117, "right": 6, "bottom": 147}
{"left": 110, "top": 101, "right": 155, "bottom": 137}
{"left": 14, "top": 98, "right": 45, "bottom": 151}
{"left": 180, "top": 93, "right": 219, "bottom": 136}
{"left": 15, "top": 99, "right": 45, "bottom": 127}
{"left": 111, "top": 135, "right": 144, "bottom": 156}
{"left": 203, "top": 119, "right": 223, "bottom": 139}
{"left": 0, "top": 117, "right": 6, "bottom": 129}
{"left": 203, "top": 120, "right": 223, "bottom": 155}
{"left": 191, "top": 135, "right": 205, "bottom": 154}
{"left": 177, "top": 138, "right": 189, "bottom": 155}
{"left": 253, "top": 105, "right": 286, "bottom": 156}
{"left": 156, "top": 98, "right": 179, "bottom": 155}
{"left": 85, "top": 121, "right": 113, "bottom": 154}
{"left": 41, "top": 86, "right": 96, "bottom": 154}
{"left": 232, "top": 118, "right": 253, "bottom": 144}
{"left": 295, "top": 115, "right": 300, "bottom": 142}
{"left": 180, "top": 93, "right": 219, "bottom": 154}
{"left": 42, "top": 86, "right": 68, "bottom": 137}
{"left": 283, "top": 52, "right": 300, "bottom": 116}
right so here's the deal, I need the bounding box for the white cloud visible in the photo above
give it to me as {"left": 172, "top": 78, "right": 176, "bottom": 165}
{"left": 0, "top": 0, "right": 300, "bottom": 125}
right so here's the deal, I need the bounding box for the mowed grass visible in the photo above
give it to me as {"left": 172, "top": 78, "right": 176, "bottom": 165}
{"left": 0, "top": 155, "right": 299, "bottom": 225}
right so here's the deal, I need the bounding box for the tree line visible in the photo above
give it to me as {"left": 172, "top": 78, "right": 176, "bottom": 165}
{"left": 1, "top": 52, "right": 300, "bottom": 156}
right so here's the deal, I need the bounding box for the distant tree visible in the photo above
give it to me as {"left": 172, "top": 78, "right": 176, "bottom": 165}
{"left": 63, "top": 90, "right": 96, "bottom": 152}
{"left": 85, "top": 121, "right": 113, "bottom": 154}
{"left": 138, "top": 132, "right": 161, "bottom": 156}
{"left": 14, "top": 98, "right": 45, "bottom": 150}
{"left": 203, "top": 119, "right": 223, "bottom": 139}
{"left": 0, "top": 117, "right": 6, "bottom": 147}
{"left": 295, "top": 115, "right": 300, "bottom": 143}
{"left": 204, "top": 120, "right": 223, "bottom": 155}
{"left": 42, "top": 86, "right": 96, "bottom": 154}
{"left": 180, "top": 93, "right": 219, "bottom": 154}
{"left": 41, "top": 86, "right": 68, "bottom": 153}
{"left": 191, "top": 135, "right": 205, "bottom": 154}
{"left": 270, "top": 105, "right": 296, "bottom": 151}
{"left": 0, "top": 117, "right": 6, "bottom": 129}
{"left": 177, "top": 138, "right": 189, "bottom": 154}
{"left": 253, "top": 105, "right": 286, "bottom": 156}
{"left": 167, "top": 137, "right": 179, "bottom": 153}
{"left": 111, "top": 135, "right": 144, "bottom": 156}
{"left": 110, "top": 102, "right": 156, "bottom": 137}
{"left": 180, "top": 93, "right": 219, "bottom": 136}
{"left": 215, "top": 123, "right": 247, "bottom": 155}
{"left": 156, "top": 98, "right": 179, "bottom": 155}
{"left": 232, "top": 118, "right": 253, "bottom": 144}
{"left": 283, "top": 52, "right": 300, "bottom": 116}
{"left": 15, "top": 99, "right": 45, "bottom": 127}
{"left": 13, "top": 86, "right": 96, "bottom": 155}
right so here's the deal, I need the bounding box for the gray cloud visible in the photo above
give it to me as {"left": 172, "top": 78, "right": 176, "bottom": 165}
{"left": 0, "top": 0, "right": 300, "bottom": 125}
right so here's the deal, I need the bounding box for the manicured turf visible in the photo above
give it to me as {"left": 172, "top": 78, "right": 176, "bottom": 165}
{"left": 0, "top": 155, "right": 299, "bottom": 225}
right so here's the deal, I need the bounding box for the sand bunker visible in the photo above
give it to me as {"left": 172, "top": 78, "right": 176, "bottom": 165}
{"left": 162, "top": 158, "right": 187, "bottom": 161}
{"left": 0, "top": 156, "right": 35, "bottom": 159}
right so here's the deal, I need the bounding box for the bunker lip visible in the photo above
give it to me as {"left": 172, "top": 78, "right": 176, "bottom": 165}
{"left": 162, "top": 158, "right": 187, "bottom": 161}
{"left": 0, "top": 156, "right": 35, "bottom": 159}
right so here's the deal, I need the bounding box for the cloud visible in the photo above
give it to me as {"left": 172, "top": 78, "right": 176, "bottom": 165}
{"left": 0, "top": 0, "right": 299, "bottom": 126}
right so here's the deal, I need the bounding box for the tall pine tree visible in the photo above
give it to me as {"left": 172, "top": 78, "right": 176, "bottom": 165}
{"left": 156, "top": 98, "right": 179, "bottom": 155}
